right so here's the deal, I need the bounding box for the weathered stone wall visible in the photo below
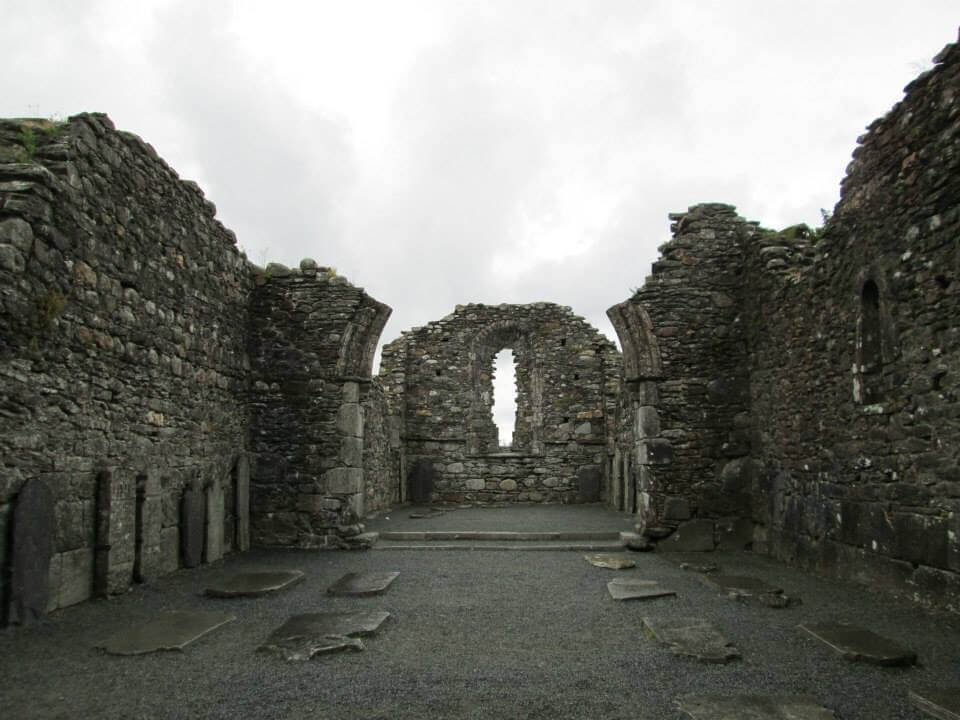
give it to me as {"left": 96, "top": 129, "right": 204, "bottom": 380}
{"left": 380, "top": 303, "right": 620, "bottom": 503}
{"left": 608, "top": 205, "right": 758, "bottom": 542}
{"left": 247, "top": 264, "right": 390, "bottom": 546}
{"left": 611, "top": 32, "right": 960, "bottom": 609}
{"left": 744, "top": 35, "right": 960, "bottom": 610}
{"left": 0, "top": 114, "right": 252, "bottom": 616}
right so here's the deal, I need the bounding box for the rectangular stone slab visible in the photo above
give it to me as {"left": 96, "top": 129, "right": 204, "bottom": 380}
{"left": 328, "top": 571, "right": 399, "bottom": 596}
{"left": 607, "top": 580, "right": 676, "bottom": 601}
{"left": 700, "top": 574, "right": 782, "bottom": 595}
{"left": 205, "top": 569, "right": 305, "bottom": 598}
{"left": 643, "top": 617, "right": 741, "bottom": 663}
{"left": 97, "top": 612, "right": 236, "bottom": 655}
{"left": 677, "top": 694, "right": 836, "bottom": 719}
{"left": 910, "top": 687, "right": 960, "bottom": 720}
{"left": 259, "top": 611, "right": 390, "bottom": 661}
{"left": 800, "top": 621, "right": 917, "bottom": 666}
{"left": 585, "top": 553, "right": 636, "bottom": 570}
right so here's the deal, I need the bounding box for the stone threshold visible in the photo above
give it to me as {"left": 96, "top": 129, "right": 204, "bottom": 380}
{"left": 372, "top": 541, "right": 626, "bottom": 551}
{"left": 377, "top": 530, "right": 622, "bottom": 541}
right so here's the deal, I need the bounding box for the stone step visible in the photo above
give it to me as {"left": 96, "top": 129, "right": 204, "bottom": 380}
{"left": 376, "top": 530, "right": 622, "bottom": 542}
{"left": 372, "top": 540, "right": 626, "bottom": 552}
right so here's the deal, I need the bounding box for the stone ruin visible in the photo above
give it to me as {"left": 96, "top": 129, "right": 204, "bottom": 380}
{"left": 0, "top": 29, "right": 958, "bottom": 623}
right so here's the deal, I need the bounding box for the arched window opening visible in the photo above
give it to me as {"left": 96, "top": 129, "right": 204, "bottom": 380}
{"left": 492, "top": 349, "right": 518, "bottom": 448}
{"left": 856, "top": 279, "right": 883, "bottom": 404}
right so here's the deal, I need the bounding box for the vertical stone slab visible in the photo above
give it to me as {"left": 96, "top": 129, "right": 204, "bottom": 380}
{"left": 235, "top": 455, "right": 250, "bottom": 552}
{"left": 7, "top": 479, "right": 55, "bottom": 625}
{"left": 181, "top": 480, "right": 205, "bottom": 569}
{"left": 94, "top": 471, "right": 113, "bottom": 597}
{"left": 136, "top": 472, "right": 164, "bottom": 582}
{"left": 577, "top": 466, "right": 601, "bottom": 502}
{"left": 94, "top": 470, "right": 135, "bottom": 596}
{"left": 204, "top": 478, "right": 225, "bottom": 564}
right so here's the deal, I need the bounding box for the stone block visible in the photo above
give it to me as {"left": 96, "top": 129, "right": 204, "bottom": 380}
{"left": 337, "top": 403, "right": 363, "bottom": 437}
{"left": 342, "top": 381, "right": 359, "bottom": 403}
{"left": 639, "top": 438, "right": 672, "bottom": 465}
{"left": 499, "top": 479, "right": 517, "bottom": 491}
{"left": 340, "top": 437, "right": 364, "bottom": 467}
{"left": 637, "top": 406, "right": 660, "bottom": 438}
{"left": 663, "top": 497, "right": 691, "bottom": 522}
{"left": 466, "top": 478, "right": 485, "bottom": 491}
{"left": 325, "top": 467, "right": 363, "bottom": 495}
{"left": 720, "top": 457, "right": 756, "bottom": 493}
{"left": 160, "top": 526, "right": 179, "bottom": 573}
{"left": 577, "top": 466, "right": 602, "bottom": 502}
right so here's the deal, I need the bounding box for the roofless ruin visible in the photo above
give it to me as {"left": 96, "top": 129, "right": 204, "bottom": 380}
{"left": 1, "top": 30, "right": 959, "bottom": 624}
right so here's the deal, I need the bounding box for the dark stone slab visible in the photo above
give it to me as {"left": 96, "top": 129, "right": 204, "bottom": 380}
{"left": 234, "top": 454, "right": 250, "bottom": 552}
{"left": 259, "top": 611, "right": 390, "bottom": 661}
{"left": 644, "top": 617, "right": 741, "bottom": 663}
{"left": 407, "top": 461, "right": 435, "bottom": 504}
{"left": 181, "top": 480, "right": 205, "bottom": 569}
{"left": 205, "top": 570, "right": 305, "bottom": 598}
{"left": 677, "top": 694, "right": 836, "bottom": 719}
{"left": 658, "top": 519, "right": 716, "bottom": 552}
{"left": 98, "top": 612, "right": 236, "bottom": 655}
{"left": 409, "top": 509, "right": 445, "bottom": 519}
{"left": 328, "top": 571, "right": 399, "bottom": 596}
{"left": 577, "top": 466, "right": 601, "bottom": 502}
{"left": 800, "top": 622, "right": 917, "bottom": 666}
{"left": 607, "top": 578, "right": 676, "bottom": 601}
{"left": 701, "top": 574, "right": 782, "bottom": 595}
{"left": 910, "top": 687, "right": 960, "bottom": 720}
{"left": 7, "top": 479, "right": 55, "bottom": 625}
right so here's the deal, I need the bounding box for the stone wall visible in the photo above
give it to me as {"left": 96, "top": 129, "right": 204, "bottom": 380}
{"left": 0, "top": 114, "right": 252, "bottom": 618}
{"left": 744, "top": 35, "right": 960, "bottom": 610}
{"left": 247, "top": 264, "right": 391, "bottom": 546}
{"left": 608, "top": 205, "right": 758, "bottom": 542}
{"left": 363, "top": 378, "right": 401, "bottom": 514}
{"left": 610, "top": 31, "right": 960, "bottom": 609}
{"left": 380, "top": 303, "right": 620, "bottom": 503}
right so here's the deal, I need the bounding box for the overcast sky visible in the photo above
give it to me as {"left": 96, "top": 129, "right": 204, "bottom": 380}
{"left": 2, "top": 2, "right": 957, "bottom": 440}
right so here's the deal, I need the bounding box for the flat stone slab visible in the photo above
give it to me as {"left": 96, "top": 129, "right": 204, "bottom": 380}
{"left": 910, "top": 687, "right": 960, "bottom": 720}
{"left": 328, "top": 571, "right": 399, "bottom": 596}
{"left": 585, "top": 553, "right": 636, "bottom": 570}
{"left": 259, "top": 611, "right": 390, "bottom": 661}
{"left": 644, "top": 617, "right": 741, "bottom": 663}
{"left": 409, "top": 509, "right": 446, "bottom": 519}
{"left": 97, "top": 612, "right": 236, "bottom": 655}
{"left": 701, "top": 574, "right": 781, "bottom": 595}
{"left": 800, "top": 622, "right": 917, "bottom": 666}
{"left": 204, "top": 570, "right": 305, "bottom": 598}
{"left": 677, "top": 694, "right": 836, "bottom": 719}
{"left": 607, "top": 579, "right": 676, "bottom": 601}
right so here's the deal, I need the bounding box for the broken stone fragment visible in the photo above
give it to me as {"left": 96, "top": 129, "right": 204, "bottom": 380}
{"left": 584, "top": 553, "right": 636, "bottom": 570}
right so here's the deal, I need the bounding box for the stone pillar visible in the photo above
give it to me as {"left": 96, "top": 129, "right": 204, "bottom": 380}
{"left": 325, "top": 381, "right": 365, "bottom": 518}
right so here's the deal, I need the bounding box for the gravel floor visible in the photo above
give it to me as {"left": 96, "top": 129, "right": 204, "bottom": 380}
{"left": 1, "top": 507, "right": 959, "bottom": 720}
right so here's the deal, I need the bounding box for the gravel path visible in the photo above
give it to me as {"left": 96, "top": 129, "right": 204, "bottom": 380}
{"left": 1, "top": 509, "right": 958, "bottom": 719}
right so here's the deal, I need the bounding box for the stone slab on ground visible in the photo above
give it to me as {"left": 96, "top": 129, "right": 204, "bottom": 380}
{"left": 7, "top": 478, "right": 55, "bottom": 625}
{"left": 800, "top": 622, "right": 917, "bottom": 666}
{"left": 643, "top": 616, "right": 741, "bottom": 663}
{"left": 584, "top": 553, "right": 635, "bottom": 569}
{"left": 204, "top": 570, "right": 306, "bottom": 598}
{"left": 97, "top": 612, "right": 236, "bottom": 655}
{"left": 661, "top": 553, "right": 720, "bottom": 573}
{"left": 910, "top": 687, "right": 960, "bottom": 720}
{"left": 700, "top": 574, "right": 781, "bottom": 595}
{"left": 408, "top": 509, "right": 446, "bottom": 519}
{"left": 258, "top": 611, "right": 390, "bottom": 661}
{"left": 607, "top": 579, "right": 675, "bottom": 601}
{"left": 328, "top": 571, "right": 399, "bottom": 596}
{"left": 677, "top": 694, "right": 836, "bottom": 719}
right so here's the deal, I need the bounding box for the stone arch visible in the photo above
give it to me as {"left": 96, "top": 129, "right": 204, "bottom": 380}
{"left": 606, "top": 299, "right": 662, "bottom": 382}
{"left": 336, "top": 299, "right": 391, "bottom": 378}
